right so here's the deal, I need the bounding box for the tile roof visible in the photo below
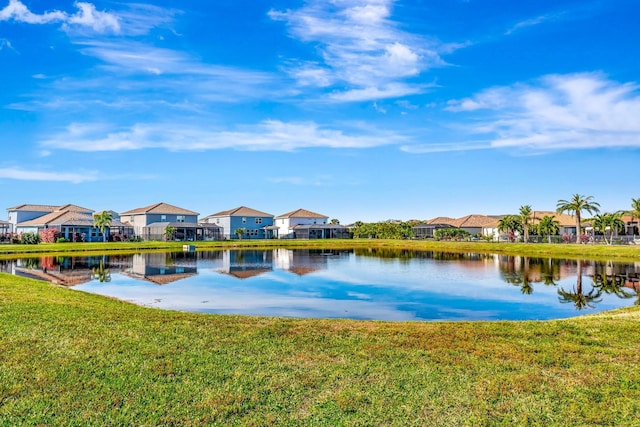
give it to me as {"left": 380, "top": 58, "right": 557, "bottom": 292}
{"left": 206, "top": 206, "right": 273, "bottom": 218}
{"left": 425, "top": 217, "right": 457, "bottom": 225}
{"left": 453, "top": 214, "right": 503, "bottom": 228}
{"left": 530, "top": 211, "right": 577, "bottom": 227}
{"left": 120, "top": 202, "right": 198, "bottom": 216}
{"left": 276, "top": 208, "right": 328, "bottom": 219}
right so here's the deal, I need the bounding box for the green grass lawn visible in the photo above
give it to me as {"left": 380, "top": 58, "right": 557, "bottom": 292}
{"left": 2, "top": 273, "right": 640, "bottom": 425}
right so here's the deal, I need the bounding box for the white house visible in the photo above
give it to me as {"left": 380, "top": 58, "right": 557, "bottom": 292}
{"left": 275, "top": 208, "right": 329, "bottom": 239}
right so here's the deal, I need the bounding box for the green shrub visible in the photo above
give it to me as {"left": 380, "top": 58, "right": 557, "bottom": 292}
{"left": 56, "top": 237, "right": 70, "bottom": 243}
{"left": 20, "top": 232, "right": 41, "bottom": 245}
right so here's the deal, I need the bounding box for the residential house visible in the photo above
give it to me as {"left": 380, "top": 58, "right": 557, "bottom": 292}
{"left": 275, "top": 208, "right": 350, "bottom": 239}
{"left": 120, "top": 202, "right": 220, "bottom": 241}
{"left": 0, "top": 220, "right": 11, "bottom": 240}
{"left": 530, "top": 211, "right": 579, "bottom": 240}
{"left": 202, "top": 206, "right": 275, "bottom": 239}
{"left": 11, "top": 204, "right": 129, "bottom": 242}
{"left": 412, "top": 217, "right": 456, "bottom": 239}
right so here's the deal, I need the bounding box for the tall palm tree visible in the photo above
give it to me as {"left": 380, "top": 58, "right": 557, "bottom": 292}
{"left": 538, "top": 215, "right": 560, "bottom": 244}
{"left": 556, "top": 194, "right": 600, "bottom": 244}
{"left": 93, "top": 210, "right": 113, "bottom": 243}
{"left": 519, "top": 205, "right": 533, "bottom": 243}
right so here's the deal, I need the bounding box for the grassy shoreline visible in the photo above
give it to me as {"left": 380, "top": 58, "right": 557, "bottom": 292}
{"left": 1, "top": 273, "right": 640, "bottom": 425}
{"left": 2, "top": 238, "right": 640, "bottom": 262}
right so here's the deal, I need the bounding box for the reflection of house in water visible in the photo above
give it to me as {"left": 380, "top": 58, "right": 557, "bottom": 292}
{"left": 217, "top": 250, "right": 273, "bottom": 279}
{"left": 5, "top": 255, "right": 130, "bottom": 286}
{"left": 123, "top": 252, "right": 198, "bottom": 285}
{"left": 274, "top": 248, "right": 346, "bottom": 275}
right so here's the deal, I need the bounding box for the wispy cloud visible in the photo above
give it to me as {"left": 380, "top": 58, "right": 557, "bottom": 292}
{"left": 0, "top": 0, "right": 120, "bottom": 33}
{"left": 446, "top": 73, "right": 640, "bottom": 153}
{"left": 39, "top": 120, "right": 407, "bottom": 152}
{"left": 505, "top": 14, "right": 559, "bottom": 35}
{"left": 0, "top": 38, "right": 15, "bottom": 52}
{"left": 269, "top": 0, "right": 456, "bottom": 102}
{"left": 0, "top": 167, "right": 98, "bottom": 183}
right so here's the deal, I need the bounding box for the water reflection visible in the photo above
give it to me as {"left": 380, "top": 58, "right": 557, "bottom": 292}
{"left": 1, "top": 249, "right": 638, "bottom": 321}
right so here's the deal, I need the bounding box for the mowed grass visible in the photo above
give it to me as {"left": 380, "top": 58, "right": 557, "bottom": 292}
{"left": 2, "top": 274, "right": 640, "bottom": 425}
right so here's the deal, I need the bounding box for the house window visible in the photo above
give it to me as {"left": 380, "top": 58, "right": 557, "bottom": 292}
{"left": 161, "top": 215, "right": 167, "bottom": 222}
{"left": 255, "top": 218, "right": 262, "bottom": 224}
{"left": 177, "top": 215, "right": 186, "bottom": 223}
{"left": 216, "top": 218, "right": 220, "bottom": 224}
{"left": 242, "top": 217, "right": 247, "bottom": 224}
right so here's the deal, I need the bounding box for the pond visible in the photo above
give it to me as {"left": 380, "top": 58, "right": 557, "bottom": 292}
{"left": 2, "top": 248, "right": 639, "bottom": 321}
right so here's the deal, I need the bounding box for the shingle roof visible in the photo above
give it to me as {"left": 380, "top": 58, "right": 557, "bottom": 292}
{"left": 18, "top": 210, "right": 91, "bottom": 227}
{"left": 7, "top": 203, "right": 92, "bottom": 213}
{"left": 276, "top": 208, "right": 328, "bottom": 219}
{"left": 206, "top": 206, "right": 273, "bottom": 218}
{"left": 120, "top": 202, "right": 198, "bottom": 216}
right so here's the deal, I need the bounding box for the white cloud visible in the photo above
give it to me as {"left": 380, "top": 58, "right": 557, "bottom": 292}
{"left": 0, "top": 0, "right": 119, "bottom": 33}
{"left": 39, "top": 120, "right": 407, "bottom": 152}
{"left": 0, "top": 167, "right": 98, "bottom": 183}
{"left": 447, "top": 73, "right": 640, "bottom": 152}
{"left": 0, "top": 0, "right": 65, "bottom": 24}
{"left": 64, "top": 2, "right": 120, "bottom": 33}
{"left": 270, "top": 0, "right": 453, "bottom": 102}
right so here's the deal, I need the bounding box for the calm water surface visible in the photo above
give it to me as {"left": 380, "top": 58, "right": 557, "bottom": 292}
{"left": 2, "top": 248, "right": 639, "bottom": 321}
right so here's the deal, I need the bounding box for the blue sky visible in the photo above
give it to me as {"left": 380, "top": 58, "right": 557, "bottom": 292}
{"left": 1, "top": 0, "right": 639, "bottom": 223}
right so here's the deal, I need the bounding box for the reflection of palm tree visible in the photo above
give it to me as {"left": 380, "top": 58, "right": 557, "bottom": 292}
{"left": 558, "top": 260, "right": 602, "bottom": 310}
{"left": 593, "top": 273, "right": 634, "bottom": 299}
{"left": 92, "top": 260, "right": 111, "bottom": 283}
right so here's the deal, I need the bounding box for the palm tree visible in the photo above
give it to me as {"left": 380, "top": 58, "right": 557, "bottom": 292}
{"left": 330, "top": 218, "right": 340, "bottom": 225}
{"left": 519, "top": 205, "right": 533, "bottom": 243}
{"left": 556, "top": 194, "right": 600, "bottom": 244}
{"left": 591, "top": 212, "right": 625, "bottom": 245}
{"left": 538, "top": 215, "right": 560, "bottom": 244}
{"left": 93, "top": 210, "right": 113, "bottom": 243}
{"left": 497, "top": 215, "right": 522, "bottom": 242}
{"left": 626, "top": 198, "right": 640, "bottom": 236}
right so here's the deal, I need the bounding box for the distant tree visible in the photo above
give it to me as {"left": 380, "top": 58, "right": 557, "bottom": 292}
{"left": 538, "top": 215, "right": 560, "bottom": 244}
{"left": 93, "top": 210, "right": 113, "bottom": 242}
{"left": 330, "top": 218, "right": 340, "bottom": 225}
{"left": 519, "top": 205, "right": 533, "bottom": 243}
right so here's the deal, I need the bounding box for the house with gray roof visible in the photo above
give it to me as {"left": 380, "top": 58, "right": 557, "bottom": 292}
{"left": 275, "top": 208, "right": 349, "bottom": 239}
{"left": 120, "top": 202, "right": 220, "bottom": 241}
{"left": 12, "top": 204, "right": 132, "bottom": 242}
{"left": 202, "top": 206, "right": 275, "bottom": 239}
